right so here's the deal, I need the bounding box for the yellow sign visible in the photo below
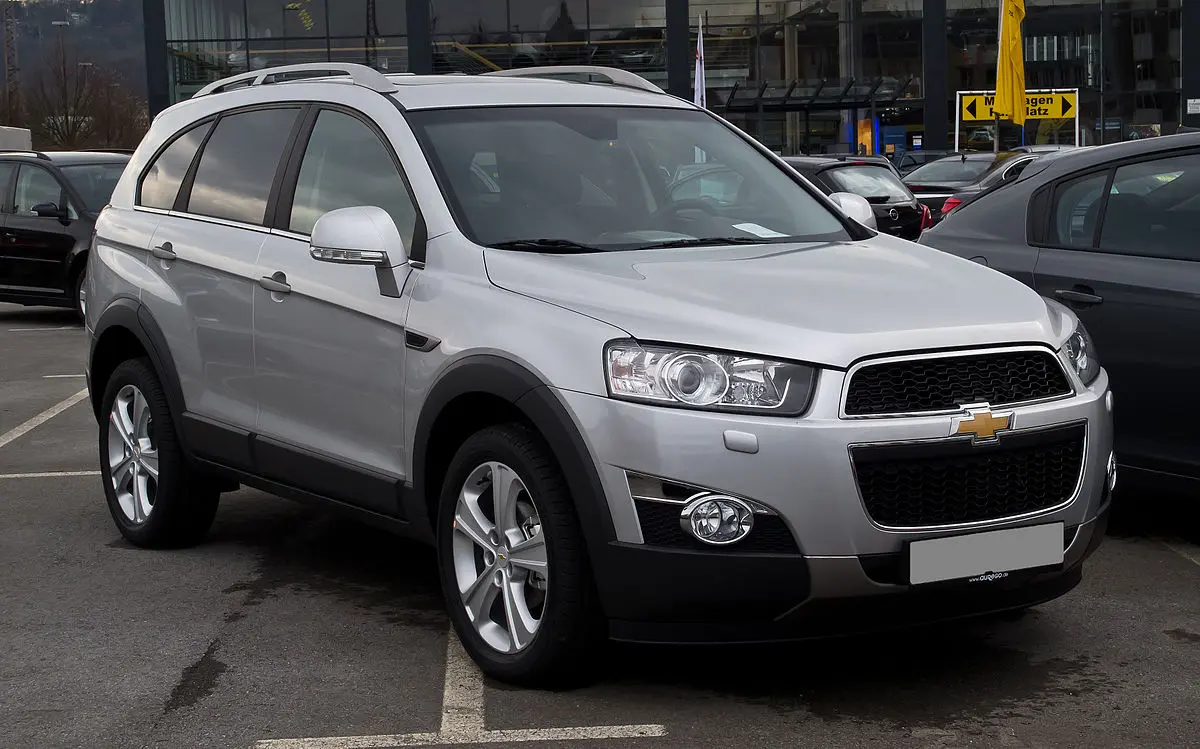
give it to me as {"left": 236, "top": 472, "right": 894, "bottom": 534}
{"left": 961, "top": 92, "right": 1076, "bottom": 122}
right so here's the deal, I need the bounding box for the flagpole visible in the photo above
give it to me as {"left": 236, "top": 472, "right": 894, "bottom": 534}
{"left": 995, "top": 5, "right": 1003, "bottom": 153}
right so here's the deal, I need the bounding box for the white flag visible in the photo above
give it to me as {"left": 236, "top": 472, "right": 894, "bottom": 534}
{"left": 693, "top": 15, "right": 706, "bottom": 109}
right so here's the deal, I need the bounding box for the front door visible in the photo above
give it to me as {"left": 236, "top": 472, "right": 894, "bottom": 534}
{"left": 0, "top": 164, "right": 76, "bottom": 295}
{"left": 252, "top": 106, "right": 420, "bottom": 516}
{"left": 1034, "top": 150, "right": 1200, "bottom": 478}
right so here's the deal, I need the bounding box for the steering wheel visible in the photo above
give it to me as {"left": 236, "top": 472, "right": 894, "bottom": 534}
{"left": 651, "top": 198, "right": 721, "bottom": 220}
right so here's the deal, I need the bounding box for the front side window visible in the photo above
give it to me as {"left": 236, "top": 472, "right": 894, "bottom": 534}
{"left": 821, "top": 165, "right": 911, "bottom": 202}
{"left": 139, "top": 121, "right": 212, "bottom": 210}
{"left": 186, "top": 107, "right": 301, "bottom": 225}
{"left": 288, "top": 109, "right": 416, "bottom": 240}
{"left": 61, "top": 161, "right": 129, "bottom": 212}
{"left": 407, "top": 106, "right": 851, "bottom": 251}
{"left": 13, "top": 165, "right": 65, "bottom": 215}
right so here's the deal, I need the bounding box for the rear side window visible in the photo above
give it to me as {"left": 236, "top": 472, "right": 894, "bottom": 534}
{"left": 1050, "top": 171, "right": 1109, "bottom": 248}
{"left": 186, "top": 107, "right": 301, "bottom": 225}
{"left": 139, "top": 121, "right": 212, "bottom": 210}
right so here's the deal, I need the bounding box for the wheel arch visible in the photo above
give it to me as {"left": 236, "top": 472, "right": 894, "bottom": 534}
{"left": 412, "top": 354, "right": 616, "bottom": 556}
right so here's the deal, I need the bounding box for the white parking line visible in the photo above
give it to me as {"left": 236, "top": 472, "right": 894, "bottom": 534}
{"left": 7, "top": 326, "right": 78, "bottom": 332}
{"left": 0, "top": 471, "right": 100, "bottom": 479}
{"left": 1161, "top": 539, "right": 1200, "bottom": 569}
{"left": 43, "top": 374, "right": 86, "bottom": 379}
{"left": 0, "top": 389, "right": 88, "bottom": 451}
{"left": 253, "top": 630, "right": 667, "bottom": 748}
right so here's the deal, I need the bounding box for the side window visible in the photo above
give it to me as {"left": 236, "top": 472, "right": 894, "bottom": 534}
{"left": 186, "top": 107, "right": 301, "bottom": 225}
{"left": 0, "top": 163, "right": 15, "bottom": 211}
{"left": 1050, "top": 171, "right": 1109, "bottom": 248}
{"left": 13, "top": 165, "right": 65, "bottom": 215}
{"left": 139, "top": 121, "right": 213, "bottom": 210}
{"left": 288, "top": 109, "right": 416, "bottom": 242}
{"left": 1099, "top": 153, "right": 1200, "bottom": 259}
{"left": 1004, "top": 158, "right": 1032, "bottom": 181}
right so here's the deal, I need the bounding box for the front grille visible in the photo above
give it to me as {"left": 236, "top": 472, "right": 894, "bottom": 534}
{"left": 850, "top": 423, "right": 1085, "bottom": 528}
{"left": 633, "top": 499, "right": 800, "bottom": 554}
{"left": 844, "top": 349, "right": 1072, "bottom": 416}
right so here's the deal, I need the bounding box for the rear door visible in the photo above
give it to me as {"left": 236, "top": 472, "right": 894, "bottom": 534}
{"left": 0, "top": 163, "right": 77, "bottom": 295}
{"left": 139, "top": 105, "right": 305, "bottom": 457}
{"left": 1033, "top": 150, "right": 1200, "bottom": 477}
{"left": 251, "top": 104, "right": 420, "bottom": 516}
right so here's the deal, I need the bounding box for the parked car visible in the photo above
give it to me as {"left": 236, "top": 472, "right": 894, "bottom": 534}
{"left": 87, "top": 62, "right": 1114, "bottom": 687}
{"left": 904, "top": 151, "right": 1040, "bottom": 224}
{"left": 0, "top": 149, "right": 129, "bottom": 318}
{"left": 893, "top": 149, "right": 961, "bottom": 176}
{"left": 783, "top": 156, "right": 931, "bottom": 239}
{"left": 918, "top": 132, "right": 1200, "bottom": 488}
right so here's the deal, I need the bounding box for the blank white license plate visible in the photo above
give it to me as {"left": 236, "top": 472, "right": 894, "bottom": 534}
{"left": 909, "top": 522, "right": 1064, "bottom": 585}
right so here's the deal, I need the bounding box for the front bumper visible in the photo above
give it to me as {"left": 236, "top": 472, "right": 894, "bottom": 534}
{"left": 558, "top": 360, "right": 1113, "bottom": 643}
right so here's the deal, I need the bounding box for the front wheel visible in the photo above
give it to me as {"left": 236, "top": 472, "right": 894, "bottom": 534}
{"left": 437, "top": 423, "right": 604, "bottom": 687}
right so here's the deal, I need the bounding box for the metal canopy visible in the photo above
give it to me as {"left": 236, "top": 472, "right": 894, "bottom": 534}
{"left": 721, "top": 76, "right": 920, "bottom": 114}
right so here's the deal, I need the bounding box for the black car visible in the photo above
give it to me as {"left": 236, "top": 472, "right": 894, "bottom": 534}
{"left": 917, "top": 132, "right": 1200, "bottom": 488}
{"left": 0, "top": 150, "right": 130, "bottom": 318}
{"left": 783, "top": 156, "right": 931, "bottom": 240}
{"left": 893, "top": 149, "right": 962, "bottom": 176}
{"left": 902, "top": 151, "right": 1040, "bottom": 224}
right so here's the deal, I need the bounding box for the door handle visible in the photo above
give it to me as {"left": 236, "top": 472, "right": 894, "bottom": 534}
{"left": 1054, "top": 288, "right": 1103, "bottom": 306}
{"left": 258, "top": 272, "right": 291, "bottom": 294}
{"left": 151, "top": 242, "right": 176, "bottom": 260}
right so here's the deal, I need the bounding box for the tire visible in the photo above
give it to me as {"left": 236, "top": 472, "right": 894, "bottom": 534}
{"left": 436, "top": 423, "right": 604, "bottom": 687}
{"left": 98, "top": 358, "right": 219, "bottom": 548}
{"left": 70, "top": 267, "right": 86, "bottom": 322}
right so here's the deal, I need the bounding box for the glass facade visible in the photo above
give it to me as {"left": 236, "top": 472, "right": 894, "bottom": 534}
{"left": 150, "top": 0, "right": 1188, "bottom": 154}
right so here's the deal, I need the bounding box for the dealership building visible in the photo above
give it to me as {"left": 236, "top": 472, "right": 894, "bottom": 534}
{"left": 142, "top": 0, "right": 1195, "bottom": 155}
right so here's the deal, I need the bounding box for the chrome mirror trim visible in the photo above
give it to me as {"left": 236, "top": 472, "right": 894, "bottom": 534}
{"left": 309, "top": 246, "right": 389, "bottom": 265}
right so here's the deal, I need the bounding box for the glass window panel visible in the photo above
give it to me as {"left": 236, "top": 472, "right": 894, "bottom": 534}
{"left": 139, "top": 121, "right": 213, "bottom": 209}
{"left": 329, "top": 0, "right": 408, "bottom": 36}
{"left": 246, "top": 0, "right": 327, "bottom": 38}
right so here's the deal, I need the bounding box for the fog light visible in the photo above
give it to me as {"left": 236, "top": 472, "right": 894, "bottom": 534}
{"left": 1106, "top": 451, "right": 1117, "bottom": 493}
{"left": 680, "top": 494, "right": 754, "bottom": 545}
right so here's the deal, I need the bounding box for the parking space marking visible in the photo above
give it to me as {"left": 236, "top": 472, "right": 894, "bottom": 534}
{"left": 0, "top": 388, "right": 88, "bottom": 451}
{"left": 1161, "top": 540, "right": 1200, "bottom": 569}
{"left": 254, "top": 630, "right": 667, "bottom": 748}
{"left": 7, "top": 326, "right": 78, "bottom": 332}
{"left": 43, "top": 374, "right": 85, "bottom": 379}
{"left": 0, "top": 471, "right": 100, "bottom": 479}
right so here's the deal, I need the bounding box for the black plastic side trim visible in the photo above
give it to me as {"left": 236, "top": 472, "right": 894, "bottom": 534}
{"left": 253, "top": 433, "right": 406, "bottom": 519}
{"left": 181, "top": 412, "right": 253, "bottom": 472}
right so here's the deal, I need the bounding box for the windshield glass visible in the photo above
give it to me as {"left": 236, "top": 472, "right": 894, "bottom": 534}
{"left": 904, "top": 157, "right": 993, "bottom": 183}
{"left": 406, "top": 106, "right": 851, "bottom": 251}
{"left": 60, "top": 161, "right": 128, "bottom": 211}
{"left": 822, "top": 165, "right": 911, "bottom": 202}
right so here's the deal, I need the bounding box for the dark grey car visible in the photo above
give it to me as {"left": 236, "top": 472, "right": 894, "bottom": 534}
{"left": 918, "top": 132, "right": 1200, "bottom": 486}
{"left": 903, "top": 151, "right": 1040, "bottom": 225}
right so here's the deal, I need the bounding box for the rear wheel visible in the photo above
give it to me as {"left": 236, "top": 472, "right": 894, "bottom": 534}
{"left": 70, "top": 267, "right": 85, "bottom": 322}
{"left": 99, "top": 358, "right": 219, "bottom": 548}
{"left": 437, "top": 423, "right": 604, "bottom": 687}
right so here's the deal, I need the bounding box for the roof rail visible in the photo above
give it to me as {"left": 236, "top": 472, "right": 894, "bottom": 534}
{"left": 0, "top": 150, "right": 50, "bottom": 160}
{"left": 481, "top": 66, "right": 663, "bottom": 95}
{"left": 192, "top": 62, "right": 398, "bottom": 98}
{"left": 81, "top": 148, "right": 135, "bottom": 154}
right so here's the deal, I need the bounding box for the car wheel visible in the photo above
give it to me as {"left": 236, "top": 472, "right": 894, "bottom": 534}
{"left": 71, "top": 268, "right": 86, "bottom": 322}
{"left": 437, "top": 423, "right": 604, "bottom": 687}
{"left": 99, "top": 358, "right": 219, "bottom": 548}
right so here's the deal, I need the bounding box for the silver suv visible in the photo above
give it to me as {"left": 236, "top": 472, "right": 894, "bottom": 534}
{"left": 85, "top": 63, "right": 1115, "bottom": 686}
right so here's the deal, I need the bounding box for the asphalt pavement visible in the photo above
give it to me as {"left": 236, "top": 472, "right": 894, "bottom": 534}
{"left": 1, "top": 301, "right": 1198, "bottom": 749}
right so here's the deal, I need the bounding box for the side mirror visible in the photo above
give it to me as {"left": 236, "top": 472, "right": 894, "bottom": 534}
{"left": 828, "top": 192, "right": 877, "bottom": 230}
{"left": 309, "top": 206, "right": 407, "bottom": 267}
{"left": 32, "top": 202, "right": 67, "bottom": 220}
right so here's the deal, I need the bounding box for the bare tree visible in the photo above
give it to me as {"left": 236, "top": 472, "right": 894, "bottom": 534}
{"left": 86, "top": 70, "right": 150, "bottom": 149}
{"left": 26, "top": 32, "right": 96, "bottom": 148}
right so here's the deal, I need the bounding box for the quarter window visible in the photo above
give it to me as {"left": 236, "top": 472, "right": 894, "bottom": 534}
{"left": 139, "top": 121, "right": 212, "bottom": 210}
{"left": 288, "top": 109, "right": 416, "bottom": 242}
{"left": 186, "top": 107, "right": 301, "bottom": 225}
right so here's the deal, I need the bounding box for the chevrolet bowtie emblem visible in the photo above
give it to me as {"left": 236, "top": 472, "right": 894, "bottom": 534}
{"left": 951, "top": 404, "right": 1014, "bottom": 442}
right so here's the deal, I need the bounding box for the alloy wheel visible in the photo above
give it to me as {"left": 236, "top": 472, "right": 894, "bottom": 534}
{"left": 107, "top": 384, "right": 159, "bottom": 524}
{"left": 451, "top": 461, "right": 548, "bottom": 654}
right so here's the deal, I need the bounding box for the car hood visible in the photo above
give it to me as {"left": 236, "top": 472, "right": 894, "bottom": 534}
{"left": 483, "top": 235, "right": 1074, "bottom": 368}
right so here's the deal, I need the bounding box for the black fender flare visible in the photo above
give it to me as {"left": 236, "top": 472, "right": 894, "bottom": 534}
{"left": 90, "top": 297, "right": 189, "bottom": 450}
{"left": 411, "top": 354, "right": 617, "bottom": 555}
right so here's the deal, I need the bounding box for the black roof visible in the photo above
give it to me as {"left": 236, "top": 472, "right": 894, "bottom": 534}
{"left": 1022, "top": 132, "right": 1200, "bottom": 182}
{"left": 0, "top": 150, "right": 130, "bottom": 165}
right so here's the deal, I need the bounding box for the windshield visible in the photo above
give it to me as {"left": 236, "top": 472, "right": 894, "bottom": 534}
{"left": 822, "top": 165, "right": 911, "bottom": 202}
{"left": 406, "top": 106, "right": 851, "bottom": 251}
{"left": 904, "top": 157, "right": 993, "bottom": 183}
{"left": 60, "top": 161, "right": 128, "bottom": 211}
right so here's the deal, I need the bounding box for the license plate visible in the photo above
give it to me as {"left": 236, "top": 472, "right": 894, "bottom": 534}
{"left": 908, "top": 522, "right": 1064, "bottom": 585}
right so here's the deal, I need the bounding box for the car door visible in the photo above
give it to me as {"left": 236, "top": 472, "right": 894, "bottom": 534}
{"left": 137, "top": 105, "right": 305, "bottom": 462}
{"left": 1033, "top": 151, "right": 1200, "bottom": 478}
{"left": 252, "top": 105, "right": 420, "bottom": 516}
{"left": 0, "top": 163, "right": 77, "bottom": 294}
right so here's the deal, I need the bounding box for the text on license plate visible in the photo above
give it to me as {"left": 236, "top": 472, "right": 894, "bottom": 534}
{"left": 909, "top": 522, "right": 1065, "bottom": 585}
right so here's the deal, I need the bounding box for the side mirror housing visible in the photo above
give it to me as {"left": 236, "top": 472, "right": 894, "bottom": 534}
{"left": 309, "top": 205, "right": 407, "bottom": 267}
{"left": 828, "top": 191, "right": 877, "bottom": 230}
{"left": 32, "top": 202, "right": 67, "bottom": 220}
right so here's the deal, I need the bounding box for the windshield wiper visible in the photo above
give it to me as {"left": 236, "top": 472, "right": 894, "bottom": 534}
{"left": 486, "top": 238, "right": 603, "bottom": 254}
{"left": 627, "top": 236, "right": 781, "bottom": 250}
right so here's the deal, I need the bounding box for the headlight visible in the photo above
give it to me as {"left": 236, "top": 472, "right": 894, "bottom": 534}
{"left": 1062, "top": 321, "right": 1100, "bottom": 386}
{"left": 604, "top": 341, "right": 816, "bottom": 415}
